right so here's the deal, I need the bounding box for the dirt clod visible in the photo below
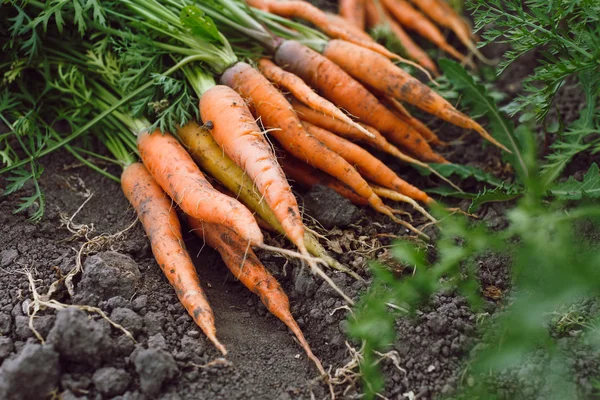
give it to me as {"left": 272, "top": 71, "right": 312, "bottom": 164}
{"left": 133, "top": 348, "right": 178, "bottom": 396}
{"left": 302, "top": 185, "right": 362, "bottom": 229}
{"left": 111, "top": 307, "right": 144, "bottom": 336}
{"left": 0, "top": 342, "right": 60, "bottom": 400}
{"left": 74, "top": 251, "right": 141, "bottom": 306}
{"left": 0, "top": 249, "right": 18, "bottom": 268}
{"left": 0, "top": 337, "right": 14, "bottom": 361}
{"left": 47, "top": 308, "right": 114, "bottom": 367}
{"left": 92, "top": 366, "right": 132, "bottom": 397}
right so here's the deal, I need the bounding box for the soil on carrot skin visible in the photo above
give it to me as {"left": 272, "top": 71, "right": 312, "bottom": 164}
{"left": 1, "top": 7, "right": 599, "bottom": 400}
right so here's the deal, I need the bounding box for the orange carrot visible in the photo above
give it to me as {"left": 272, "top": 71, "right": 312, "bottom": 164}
{"left": 320, "top": 39, "right": 510, "bottom": 152}
{"left": 381, "top": 96, "right": 444, "bottom": 146}
{"left": 198, "top": 84, "right": 305, "bottom": 256}
{"left": 291, "top": 100, "right": 462, "bottom": 191}
{"left": 365, "top": 0, "right": 439, "bottom": 75}
{"left": 326, "top": 12, "right": 373, "bottom": 41}
{"left": 339, "top": 0, "right": 366, "bottom": 30}
{"left": 257, "top": 58, "right": 374, "bottom": 139}
{"left": 219, "top": 61, "right": 404, "bottom": 224}
{"left": 121, "top": 163, "right": 226, "bottom": 354}
{"left": 245, "top": 0, "right": 405, "bottom": 62}
{"left": 274, "top": 40, "right": 449, "bottom": 163}
{"left": 278, "top": 153, "right": 369, "bottom": 206}
{"left": 302, "top": 121, "right": 433, "bottom": 204}
{"left": 136, "top": 130, "right": 264, "bottom": 246}
{"left": 409, "top": 0, "right": 492, "bottom": 63}
{"left": 187, "top": 217, "right": 327, "bottom": 377}
{"left": 381, "top": 0, "right": 470, "bottom": 64}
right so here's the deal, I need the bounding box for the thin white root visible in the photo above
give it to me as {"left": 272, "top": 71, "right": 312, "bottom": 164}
{"left": 23, "top": 269, "right": 135, "bottom": 343}
{"left": 372, "top": 185, "right": 437, "bottom": 222}
{"left": 305, "top": 255, "right": 355, "bottom": 305}
{"left": 58, "top": 194, "right": 138, "bottom": 297}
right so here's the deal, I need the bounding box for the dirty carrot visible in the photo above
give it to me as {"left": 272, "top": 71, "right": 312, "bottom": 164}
{"left": 199, "top": 83, "right": 306, "bottom": 258}
{"left": 245, "top": 0, "right": 407, "bottom": 62}
{"left": 220, "top": 61, "right": 404, "bottom": 225}
{"left": 339, "top": 0, "right": 366, "bottom": 30}
{"left": 302, "top": 121, "right": 433, "bottom": 205}
{"left": 188, "top": 218, "right": 327, "bottom": 376}
{"left": 381, "top": 0, "right": 471, "bottom": 65}
{"left": 177, "top": 121, "right": 362, "bottom": 282}
{"left": 121, "top": 162, "right": 227, "bottom": 355}
{"left": 382, "top": 95, "right": 444, "bottom": 145}
{"left": 409, "top": 0, "right": 493, "bottom": 64}
{"left": 257, "top": 58, "right": 374, "bottom": 139}
{"left": 278, "top": 152, "right": 369, "bottom": 207}
{"left": 319, "top": 39, "right": 510, "bottom": 152}
{"left": 136, "top": 130, "right": 264, "bottom": 246}
{"left": 365, "top": 0, "right": 439, "bottom": 76}
{"left": 290, "top": 100, "right": 462, "bottom": 191}
{"left": 274, "top": 40, "right": 449, "bottom": 163}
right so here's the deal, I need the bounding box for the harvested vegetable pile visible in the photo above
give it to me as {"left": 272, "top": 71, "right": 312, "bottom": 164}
{"left": 1, "top": 0, "right": 599, "bottom": 399}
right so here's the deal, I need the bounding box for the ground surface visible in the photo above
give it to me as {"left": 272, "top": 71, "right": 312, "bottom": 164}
{"left": 0, "top": 2, "right": 598, "bottom": 400}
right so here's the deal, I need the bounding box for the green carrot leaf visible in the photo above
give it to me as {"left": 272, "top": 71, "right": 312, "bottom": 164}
{"left": 550, "top": 163, "right": 600, "bottom": 200}
{"left": 180, "top": 5, "right": 221, "bottom": 43}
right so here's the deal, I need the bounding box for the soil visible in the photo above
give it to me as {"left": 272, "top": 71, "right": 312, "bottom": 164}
{"left": 0, "top": 3, "right": 598, "bottom": 400}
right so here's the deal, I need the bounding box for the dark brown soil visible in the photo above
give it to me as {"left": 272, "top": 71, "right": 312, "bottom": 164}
{"left": 0, "top": 3, "right": 598, "bottom": 400}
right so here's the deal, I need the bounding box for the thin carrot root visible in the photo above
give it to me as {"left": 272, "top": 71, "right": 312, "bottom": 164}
{"left": 438, "top": 107, "right": 510, "bottom": 153}
{"left": 257, "top": 58, "right": 374, "bottom": 139}
{"left": 371, "top": 185, "right": 437, "bottom": 222}
{"left": 304, "top": 232, "right": 365, "bottom": 281}
{"left": 387, "top": 211, "right": 429, "bottom": 240}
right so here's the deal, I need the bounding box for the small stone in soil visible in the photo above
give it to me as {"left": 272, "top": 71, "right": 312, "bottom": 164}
{"left": 133, "top": 348, "right": 178, "bottom": 396}
{"left": 93, "top": 367, "right": 131, "bottom": 397}
{"left": 0, "top": 343, "right": 60, "bottom": 400}
{"left": 0, "top": 313, "right": 11, "bottom": 335}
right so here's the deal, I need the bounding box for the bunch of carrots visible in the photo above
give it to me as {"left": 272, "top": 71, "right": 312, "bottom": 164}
{"left": 1, "top": 0, "right": 501, "bottom": 388}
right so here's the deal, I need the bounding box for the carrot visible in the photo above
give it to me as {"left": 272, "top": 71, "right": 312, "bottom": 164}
{"left": 409, "top": 0, "right": 493, "bottom": 64}
{"left": 319, "top": 39, "right": 510, "bottom": 152}
{"left": 257, "top": 58, "right": 374, "bottom": 139}
{"left": 281, "top": 153, "right": 435, "bottom": 225}
{"left": 339, "top": 0, "right": 366, "bottom": 30}
{"left": 380, "top": 0, "right": 471, "bottom": 65}
{"left": 187, "top": 217, "right": 327, "bottom": 377}
{"left": 292, "top": 100, "right": 463, "bottom": 192}
{"left": 219, "top": 61, "right": 405, "bottom": 225}
{"left": 121, "top": 163, "right": 226, "bottom": 355}
{"left": 136, "top": 130, "right": 264, "bottom": 246}
{"left": 278, "top": 153, "right": 369, "bottom": 207}
{"left": 381, "top": 95, "right": 444, "bottom": 146}
{"left": 177, "top": 121, "right": 362, "bottom": 283}
{"left": 273, "top": 40, "right": 449, "bottom": 163}
{"left": 326, "top": 12, "right": 372, "bottom": 41}
{"left": 245, "top": 0, "right": 407, "bottom": 62}
{"left": 199, "top": 84, "right": 306, "bottom": 258}
{"left": 365, "top": 0, "right": 439, "bottom": 76}
{"left": 301, "top": 121, "right": 433, "bottom": 205}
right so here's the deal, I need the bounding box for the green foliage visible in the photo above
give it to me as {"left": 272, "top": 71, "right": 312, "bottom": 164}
{"left": 469, "top": 0, "right": 600, "bottom": 185}
{"left": 550, "top": 163, "right": 600, "bottom": 200}
{"left": 349, "top": 53, "right": 600, "bottom": 400}
{"left": 180, "top": 5, "right": 221, "bottom": 43}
